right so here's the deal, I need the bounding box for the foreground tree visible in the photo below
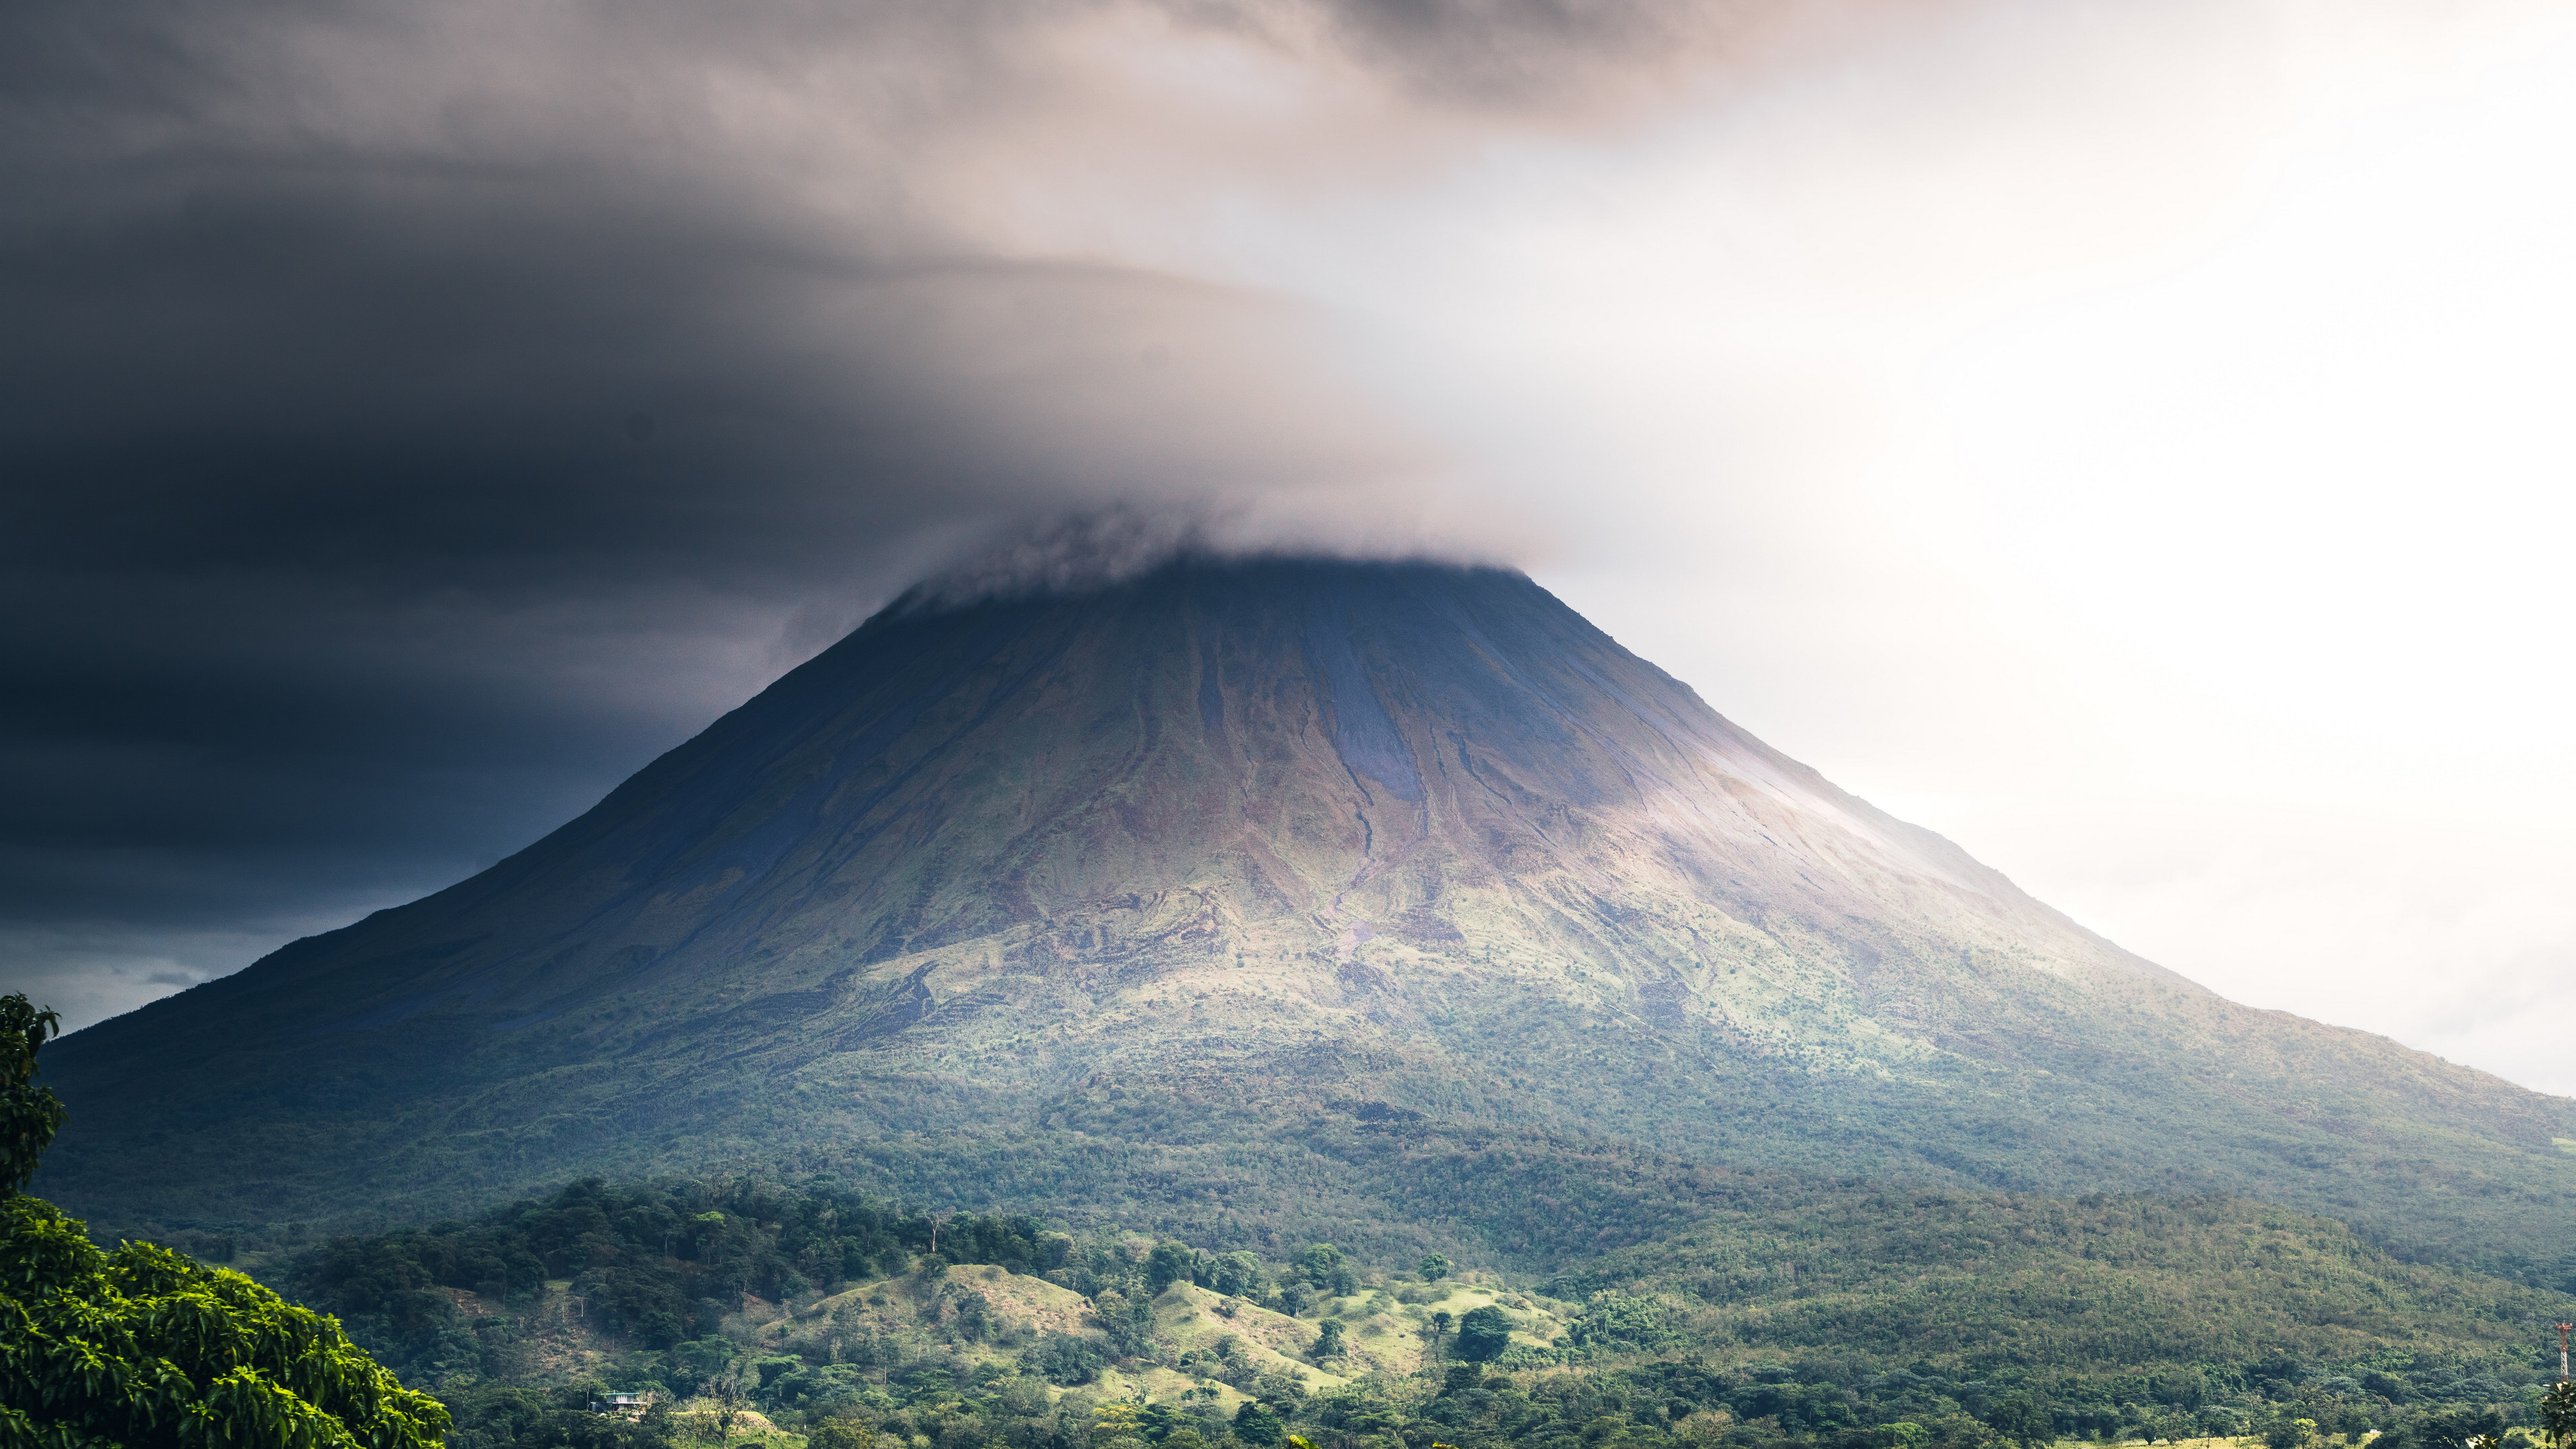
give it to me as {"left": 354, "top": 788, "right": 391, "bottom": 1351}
{"left": 0, "top": 993, "right": 449, "bottom": 1449}
{"left": 2541, "top": 1383, "right": 2575, "bottom": 1449}
{"left": 1452, "top": 1306, "right": 1513, "bottom": 1362}
{"left": 1232, "top": 1401, "right": 1285, "bottom": 1447}
{"left": 1985, "top": 1393, "right": 2053, "bottom": 1449}
{"left": 804, "top": 1417, "right": 873, "bottom": 1449}
{"left": 1308, "top": 1320, "right": 1345, "bottom": 1363}
{"left": 1144, "top": 1240, "right": 1196, "bottom": 1294}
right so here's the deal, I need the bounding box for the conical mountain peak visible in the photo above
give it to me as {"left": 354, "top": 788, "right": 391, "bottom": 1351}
{"left": 40, "top": 557, "right": 2574, "bottom": 1263}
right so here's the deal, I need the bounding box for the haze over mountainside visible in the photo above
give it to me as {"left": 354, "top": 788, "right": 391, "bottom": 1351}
{"left": 39, "top": 560, "right": 2575, "bottom": 1276}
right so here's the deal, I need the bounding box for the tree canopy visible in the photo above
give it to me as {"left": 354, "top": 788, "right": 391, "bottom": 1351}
{"left": 1451, "top": 1305, "right": 1513, "bottom": 1362}
{"left": 0, "top": 996, "right": 66, "bottom": 1198}
{"left": 0, "top": 993, "right": 448, "bottom": 1449}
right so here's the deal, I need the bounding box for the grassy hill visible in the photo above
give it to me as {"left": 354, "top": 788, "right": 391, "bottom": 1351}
{"left": 261, "top": 1173, "right": 2570, "bottom": 1449}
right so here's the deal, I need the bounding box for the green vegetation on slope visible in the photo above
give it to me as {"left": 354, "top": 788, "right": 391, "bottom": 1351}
{"left": 1547, "top": 1188, "right": 2569, "bottom": 1434}
{"left": 267, "top": 1171, "right": 2575, "bottom": 1449}
{"left": 42, "top": 564, "right": 2576, "bottom": 1286}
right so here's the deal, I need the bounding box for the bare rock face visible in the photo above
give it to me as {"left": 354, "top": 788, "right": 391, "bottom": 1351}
{"left": 39, "top": 559, "right": 2575, "bottom": 1262}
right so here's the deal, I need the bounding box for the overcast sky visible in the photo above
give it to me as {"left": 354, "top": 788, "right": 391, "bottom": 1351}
{"left": 5, "top": 0, "right": 2571, "bottom": 1093}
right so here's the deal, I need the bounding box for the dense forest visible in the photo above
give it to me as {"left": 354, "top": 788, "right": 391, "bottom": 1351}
{"left": 264, "top": 1173, "right": 2575, "bottom": 1449}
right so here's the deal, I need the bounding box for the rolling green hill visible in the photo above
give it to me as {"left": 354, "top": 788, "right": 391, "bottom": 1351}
{"left": 270, "top": 1173, "right": 2570, "bottom": 1449}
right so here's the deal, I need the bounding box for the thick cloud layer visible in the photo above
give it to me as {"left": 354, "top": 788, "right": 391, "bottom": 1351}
{"left": 5, "top": 0, "right": 1827, "bottom": 1024}
{"left": 15, "top": 0, "right": 2576, "bottom": 1102}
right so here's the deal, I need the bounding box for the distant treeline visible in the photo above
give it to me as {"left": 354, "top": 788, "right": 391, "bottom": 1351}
{"left": 272, "top": 1173, "right": 2571, "bottom": 1449}
{"left": 284, "top": 1177, "right": 1067, "bottom": 1371}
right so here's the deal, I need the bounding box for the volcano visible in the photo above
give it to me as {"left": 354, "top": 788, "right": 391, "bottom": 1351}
{"left": 40, "top": 559, "right": 2575, "bottom": 1266}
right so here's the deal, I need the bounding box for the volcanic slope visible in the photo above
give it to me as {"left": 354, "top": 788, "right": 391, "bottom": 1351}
{"left": 40, "top": 560, "right": 2575, "bottom": 1269}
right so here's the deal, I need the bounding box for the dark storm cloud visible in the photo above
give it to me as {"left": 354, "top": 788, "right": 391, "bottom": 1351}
{"left": 1296, "top": 0, "right": 1756, "bottom": 103}
{"left": 0, "top": 0, "right": 1794, "bottom": 1026}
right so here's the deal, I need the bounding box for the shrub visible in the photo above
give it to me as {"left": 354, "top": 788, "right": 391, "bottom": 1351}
{"left": 1234, "top": 1401, "right": 1286, "bottom": 1446}
{"left": 1024, "top": 1331, "right": 1108, "bottom": 1385}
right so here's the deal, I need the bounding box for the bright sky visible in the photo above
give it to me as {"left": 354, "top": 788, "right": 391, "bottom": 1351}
{"left": 996, "top": 0, "right": 2576, "bottom": 1090}
{"left": 1474, "top": 2, "right": 2576, "bottom": 1093}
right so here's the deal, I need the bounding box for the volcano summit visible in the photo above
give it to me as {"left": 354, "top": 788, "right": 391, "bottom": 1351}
{"left": 41, "top": 560, "right": 2575, "bottom": 1269}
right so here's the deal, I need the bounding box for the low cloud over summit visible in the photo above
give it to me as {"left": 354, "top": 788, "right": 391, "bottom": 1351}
{"left": 6, "top": 0, "right": 1680, "bottom": 1021}
{"left": 10, "top": 0, "right": 2576, "bottom": 1097}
